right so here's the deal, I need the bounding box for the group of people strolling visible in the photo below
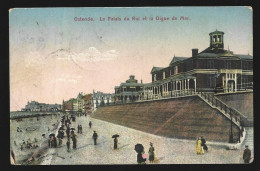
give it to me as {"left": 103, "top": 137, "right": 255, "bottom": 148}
{"left": 17, "top": 127, "right": 22, "bottom": 132}
{"left": 65, "top": 120, "right": 78, "bottom": 150}
{"left": 196, "top": 136, "right": 208, "bottom": 155}
{"left": 19, "top": 138, "right": 39, "bottom": 151}
{"left": 136, "top": 142, "right": 156, "bottom": 164}
{"left": 48, "top": 115, "right": 79, "bottom": 151}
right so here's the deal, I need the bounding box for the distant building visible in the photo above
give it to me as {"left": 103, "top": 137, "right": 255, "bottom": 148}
{"left": 114, "top": 75, "right": 145, "bottom": 103}
{"left": 83, "top": 94, "right": 92, "bottom": 115}
{"left": 73, "top": 93, "right": 84, "bottom": 112}
{"left": 63, "top": 92, "right": 92, "bottom": 113}
{"left": 21, "top": 101, "right": 61, "bottom": 112}
{"left": 91, "top": 90, "right": 113, "bottom": 111}
{"left": 62, "top": 99, "right": 73, "bottom": 112}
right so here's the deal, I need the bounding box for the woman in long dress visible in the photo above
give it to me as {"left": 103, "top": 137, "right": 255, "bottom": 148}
{"left": 148, "top": 142, "right": 155, "bottom": 163}
{"left": 196, "top": 137, "right": 204, "bottom": 154}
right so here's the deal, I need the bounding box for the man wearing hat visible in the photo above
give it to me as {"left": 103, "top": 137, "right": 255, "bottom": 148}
{"left": 92, "top": 131, "right": 98, "bottom": 145}
{"left": 243, "top": 145, "right": 251, "bottom": 163}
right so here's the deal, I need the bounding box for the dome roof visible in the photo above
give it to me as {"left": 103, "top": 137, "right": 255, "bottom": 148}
{"left": 209, "top": 30, "right": 224, "bottom": 35}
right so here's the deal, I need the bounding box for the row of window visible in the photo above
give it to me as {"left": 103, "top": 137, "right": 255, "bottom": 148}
{"left": 206, "top": 60, "right": 251, "bottom": 70}
{"left": 154, "top": 66, "right": 179, "bottom": 81}
{"left": 153, "top": 60, "right": 252, "bottom": 81}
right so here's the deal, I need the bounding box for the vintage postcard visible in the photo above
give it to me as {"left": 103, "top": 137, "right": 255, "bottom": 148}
{"left": 10, "top": 7, "right": 253, "bottom": 165}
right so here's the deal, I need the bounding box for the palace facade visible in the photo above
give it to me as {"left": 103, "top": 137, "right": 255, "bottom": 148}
{"left": 114, "top": 30, "right": 253, "bottom": 102}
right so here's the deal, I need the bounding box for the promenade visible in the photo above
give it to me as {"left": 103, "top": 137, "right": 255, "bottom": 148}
{"left": 38, "top": 114, "right": 248, "bottom": 164}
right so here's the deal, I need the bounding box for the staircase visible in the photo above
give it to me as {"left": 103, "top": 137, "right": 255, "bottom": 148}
{"left": 242, "top": 119, "right": 254, "bottom": 127}
{"left": 197, "top": 92, "right": 246, "bottom": 129}
{"left": 243, "top": 127, "right": 254, "bottom": 152}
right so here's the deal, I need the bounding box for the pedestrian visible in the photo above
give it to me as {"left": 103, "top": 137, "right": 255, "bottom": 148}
{"left": 66, "top": 128, "right": 70, "bottom": 139}
{"left": 201, "top": 136, "right": 208, "bottom": 152}
{"left": 48, "top": 136, "right": 53, "bottom": 148}
{"left": 61, "top": 130, "right": 64, "bottom": 139}
{"left": 196, "top": 137, "right": 204, "bottom": 155}
{"left": 148, "top": 142, "right": 155, "bottom": 163}
{"left": 14, "top": 141, "right": 16, "bottom": 146}
{"left": 80, "top": 125, "right": 83, "bottom": 134}
{"left": 66, "top": 140, "right": 70, "bottom": 151}
{"left": 20, "top": 144, "right": 23, "bottom": 151}
{"left": 114, "top": 137, "right": 118, "bottom": 150}
{"left": 53, "top": 136, "right": 57, "bottom": 148}
{"left": 71, "top": 130, "right": 75, "bottom": 137}
{"left": 48, "top": 127, "right": 50, "bottom": 131}
{"left": 92, "top": 131, "right": 98, "bottom": 145}
{"left": 72, "top": 136, "right": 77, "bottom": 149}
{"left": 137, "top": 152, "right": 146, "bottom": 164}
{"left": 57, "top": 130, "right": 62, "bottom": 139}
{"left": 89, "top": 121, "right": 92, "bottom": 128}
{"left": 243, "top": 145, "right": 251, "bottom": 164}
{"left": 77, "top": 124, "right": 80, "bottom": 133}
{"left": 11, "top": 150, "right": 15, "bottom": 163}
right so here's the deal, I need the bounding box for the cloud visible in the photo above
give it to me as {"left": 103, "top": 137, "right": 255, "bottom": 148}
{"left": 54, "top": 47, "right": 119, "bottom": 62}
{"left": 56, "top": 78, "right": 78, "bottom": 84}
{"left": 68, "top": 79, "right": 77, "bottom": 84}
{"left": 56, "top": 74, "right": 81, "bottom": 84}
{"left": 24, "top": 51, "right": 45, "bottom": 67}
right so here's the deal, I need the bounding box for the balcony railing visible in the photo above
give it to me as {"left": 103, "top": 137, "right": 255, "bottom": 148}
{"left": 198, "top": 91, "right": 243, "bottom": 127}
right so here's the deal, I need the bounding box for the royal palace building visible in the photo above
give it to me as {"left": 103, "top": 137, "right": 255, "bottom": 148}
{"left": 147, "top": 30, "right": 253, "bottom": 99}
{"left": 114, "top": 30, "right": 253, "bottom": 102}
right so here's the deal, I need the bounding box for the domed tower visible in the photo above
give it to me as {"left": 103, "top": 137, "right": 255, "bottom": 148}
{"left": 209, "top": 30, "right": 224, "bottom": 49}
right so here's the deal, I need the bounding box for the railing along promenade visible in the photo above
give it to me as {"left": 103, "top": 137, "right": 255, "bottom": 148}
{"left": 10, "top": 111, "right": 63, "bottom": 120}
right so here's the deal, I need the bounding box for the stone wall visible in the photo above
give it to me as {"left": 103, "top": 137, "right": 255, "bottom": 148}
{"left": 92, "top": 96, "right": 240, "bottom": 142}
{"left": 215, "top": 91, "right": 253, "bottom": 125}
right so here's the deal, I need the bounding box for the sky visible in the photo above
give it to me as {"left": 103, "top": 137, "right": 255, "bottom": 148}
{"left": 9, "top": 7, "right": 253, "bottom": 111}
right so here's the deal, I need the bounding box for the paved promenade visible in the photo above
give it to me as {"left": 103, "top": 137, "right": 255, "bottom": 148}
{"left": 39, "top": 115, "right": 249, "bottom": 164}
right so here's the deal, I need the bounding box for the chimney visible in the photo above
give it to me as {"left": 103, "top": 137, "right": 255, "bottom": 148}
{"left": 192, "top": 48, "right": 198, "bottom": 57}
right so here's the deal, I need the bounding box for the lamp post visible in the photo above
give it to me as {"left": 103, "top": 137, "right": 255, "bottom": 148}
{"left": 229, "top": 113, "right": 234, "bottom": 143}
{"left": 146, "top": 87, "right": 148, "bottom": 100}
